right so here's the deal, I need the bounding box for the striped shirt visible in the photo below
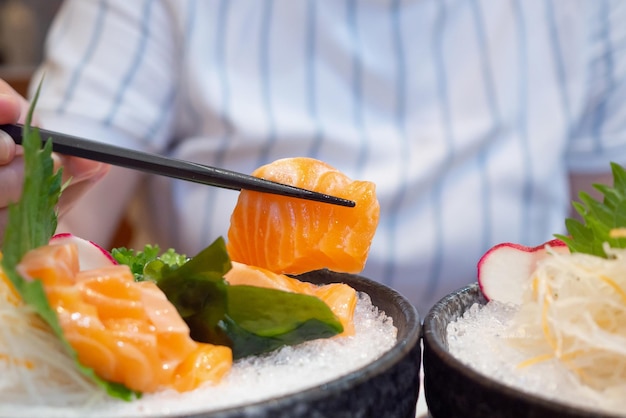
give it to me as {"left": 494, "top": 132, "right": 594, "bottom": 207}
{"left": 34, "top": 0, "right": 626, "bottom": 312}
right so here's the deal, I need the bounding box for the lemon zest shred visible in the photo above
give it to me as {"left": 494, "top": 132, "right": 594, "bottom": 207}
{"left": 598, "top": 275, "right": 626, "bottom": 304}
{"left": 540, "top": 291, "right": 557, "bottom": 352}
{"left": 511, "top": 246, "right": 626, "bottom": 393}
{"left": 517, "top": 352, "right": 554, "bottom": 369}
{"left": 0, "top": 353, "right": 35, "bottom": 369}
{"left": 531, "top": 275, "right": 539, "bottom": 300}
{"left": 609, "top": 228, "right": 626, "bottom": 238}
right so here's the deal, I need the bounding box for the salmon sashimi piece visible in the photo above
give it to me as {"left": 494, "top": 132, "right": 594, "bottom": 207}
{"left": 16, "top": 242, "right": 233, "bottom": 393}
{"left": 224, "top": 261, "right": 317, "bottom": 294}
{"left": 136, "top": 281, "right": 199, "bottom": 365}
{"left": 17, "top": 243, "right": 79, "bottom": 287}
{"left": 227, "top": 157, "right": 380, "bottom": 275}
{"left": 172, "top": 343, "right": 233, "bottom": 392}
{"left": 75, "top": 266, "right": 147, "bottom": 321}
{"left": 225, "top": 261, "right": 357, "bottom": 336}
{"left": 310, "top": 282, "right": 357, "bottom": 336}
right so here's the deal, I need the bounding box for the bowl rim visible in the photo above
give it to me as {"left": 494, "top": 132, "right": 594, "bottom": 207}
{"left": 180, "top": 270, "right": 422, "bottom": 418}
{"left": 422, "top": 283, "right": 619, "bottom": 418}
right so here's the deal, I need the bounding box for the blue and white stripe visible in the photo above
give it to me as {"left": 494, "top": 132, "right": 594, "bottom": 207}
{"left": 36, "top": 0, "right": 626, "bottom": 311}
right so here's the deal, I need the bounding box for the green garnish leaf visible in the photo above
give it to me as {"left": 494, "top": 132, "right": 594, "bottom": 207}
{"left": 0, "top": 82, "right": 137, "bottom": 401}
{"left": 111, "top": 245, "right": 187, "bottom": 281}
{"left": 1, "top": 85, "right": 60, "bottom": 267}
{"left": 154, "top": 237, "right": 230, "bottom": 318}
{"left": 555, "top": 162, "right": 626, "bottom": 257}
{"left": 114, "top": 237, "right": 343, "bottom": 359}
{"left": 220, "top": 285, "right": 343, "bottom": 359}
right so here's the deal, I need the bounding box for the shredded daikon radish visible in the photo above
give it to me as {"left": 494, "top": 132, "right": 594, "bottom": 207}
{"left": 508, "top": 243, "right": 626, "bottom": 393}
{"left": 0, "top": 270, "right": 102, "bottom": 406}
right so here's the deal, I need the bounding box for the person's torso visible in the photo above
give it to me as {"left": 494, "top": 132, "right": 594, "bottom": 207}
{"left": 150, "top": 0, "right": 600, "bottom": 309}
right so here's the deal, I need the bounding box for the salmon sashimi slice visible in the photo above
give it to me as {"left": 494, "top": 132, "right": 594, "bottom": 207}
{"left": 172, "top": 343, "right": 233, "bottom": 392}
{"left": 224, "top": 261, "right": 317, "bottom": 294}
{"left": 225, "top": 261, "right": 357, "bottom": 336}
{"left": 16, "top": 242, "right": 233, "bottom": 393}
{"left": 227, "top": 157, "right": 380, "bottom": 275}
{"left": 75, "top": 266, "right": 147, "bottom": 321}
{"left": 310, "top": 282, "right": 357, "bottom": 336}
{"left": 17, "top": 243, "right": 79, "bottom": 287}
{"left": 136, "top": 281, "right": 199, "bottom": 365}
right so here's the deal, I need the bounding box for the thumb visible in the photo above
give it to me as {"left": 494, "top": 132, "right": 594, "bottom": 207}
{"left": 54, "top": 154, "right": 109, "bottom": 184}
{"left": 0, "top": 79, "right": 29, "bottom": 124}
{"left": 56, "top": 156, "right": 110, "bottom": 217}
{"left": 0, "top": 130, "right": 17, "bottom": 164}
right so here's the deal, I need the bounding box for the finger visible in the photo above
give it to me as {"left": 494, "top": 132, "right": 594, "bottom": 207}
{"left": 55, "top": 155, "right": 109, "bottom": 184}
{"left": 0, "top": 94, "right": 22, "bottom": 125}
{"left": 0, "top": 156, "right": 24, "bottom": 207}
{"left": 0, "top": 79, "right": 27, "bottom": 124}
{"left": 58, "top": 161, "right": 110, "bottom": 217}
{"left": 52, "top": 153, "right": 108, "bottom": 185}
{"left": 0, "top": 130, "right": 17, "bottom": 164}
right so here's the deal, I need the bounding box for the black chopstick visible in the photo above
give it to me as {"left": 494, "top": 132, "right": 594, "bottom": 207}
{"left": 0, "top": 124, "right": 355, "bottom": 208}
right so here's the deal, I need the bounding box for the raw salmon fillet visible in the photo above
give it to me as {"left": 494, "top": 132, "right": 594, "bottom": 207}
{"left": 227, "top": 157, "right": 380, "bottom": 275}
{"left": 225, "top": 261, "right": 357, "bottom": 336}
{"left": 16, "top": 243, "right": 232, "bottom": 393}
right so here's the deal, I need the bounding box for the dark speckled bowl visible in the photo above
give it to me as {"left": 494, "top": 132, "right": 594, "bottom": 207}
{"left": 185, "top": 269, "right": 421, "bottom": 418}
{"left": 422, "top": 283, "right": 618, "bottom": 418}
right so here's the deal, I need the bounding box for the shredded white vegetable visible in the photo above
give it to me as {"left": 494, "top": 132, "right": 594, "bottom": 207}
{"left": 508, "top": 243, "right": 626, "bottom": 395}
{"left": 0, "top": 272, "right": 103, "bottom": 406}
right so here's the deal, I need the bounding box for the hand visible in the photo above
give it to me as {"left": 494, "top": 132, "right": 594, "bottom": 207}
{"left": 0, "top": 79, "right": 109, "bottom": 244}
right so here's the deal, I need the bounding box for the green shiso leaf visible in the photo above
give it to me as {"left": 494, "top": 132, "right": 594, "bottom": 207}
{"left": 555, "top": 162, "right": 626, "bottom": 257}
{"left": 1, "top": 85, "right": 60, "bottom": 267}
{"left": 220, "top": 285, "right": 343, "bottom": 359}
{"left": 0, "top": 82, "right": 137, "bottom": 401}
{"left": 114, "top": 237, "right": 343, "bottom": 359}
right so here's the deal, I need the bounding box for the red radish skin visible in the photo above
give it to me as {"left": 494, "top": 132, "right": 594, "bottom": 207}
{"left": 50, "top": 233, "right": 117, "bottom": 271}
{"left": 477, "top": 239, "right": 569, "bottom": 305}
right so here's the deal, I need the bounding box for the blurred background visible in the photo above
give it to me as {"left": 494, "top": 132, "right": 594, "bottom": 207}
{"left": 0, "top": 0, "right": 62, "bottom": 95}
{"left": 0, "top": 0, "right": 132, "bottom": 246}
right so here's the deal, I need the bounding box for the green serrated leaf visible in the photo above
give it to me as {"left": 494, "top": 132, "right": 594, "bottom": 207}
{"left": 572, "top": 201, "right": 587, "bottom": 219}
{"left": 612, "top": 161, "right": 626, "bottom": 190}
{"left": 580, "top": 192, "right": 613, "bottom": 227}
{"left": 558, "top": 162, "right": 626, "bottom": 258}
{"left": 111, "top": 245, "right": 187, "bottom": 282}
{"left": 0, "top": 81, "right": 137, "bottom": 401}
{"left": 220, "top": 285, "right": 343, "bottom": 359}
{"left": 614, "top": 200, "right": 626, "bottom": 228}
{"left": 594, "top": 184, "right": 622, "bottom": 209}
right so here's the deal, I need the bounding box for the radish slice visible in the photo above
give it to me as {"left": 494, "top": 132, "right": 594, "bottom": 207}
{"left": 50, "top": 233, "right": 117, "bottom": 271}
{"left": 477, "top": 239, "right": 568, "bottom": 305}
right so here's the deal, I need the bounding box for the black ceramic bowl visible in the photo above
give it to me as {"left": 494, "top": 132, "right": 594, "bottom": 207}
{"left": 422, "top": 283, "right": 618, "bottom": 418}
{"left": 184, "top": 269, "right": 422, "bottom": 418}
